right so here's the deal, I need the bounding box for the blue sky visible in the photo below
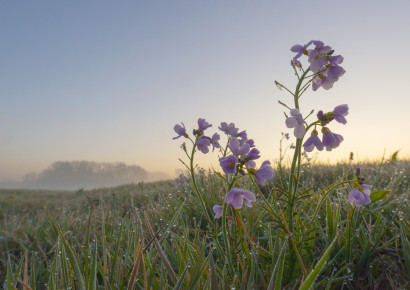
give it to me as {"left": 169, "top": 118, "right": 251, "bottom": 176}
{"left": 1, "top": 0, "right": 410, "bottom": 181}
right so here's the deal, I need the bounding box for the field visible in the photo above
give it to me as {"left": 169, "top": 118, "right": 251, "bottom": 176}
{"left": 1, "top": 159, "right": 409, "bottom": 289}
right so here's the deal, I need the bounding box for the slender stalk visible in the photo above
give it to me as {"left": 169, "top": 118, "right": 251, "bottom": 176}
{"left": 216, "top": 170, "right": 242, "bottom": 276}
{"left": 285, "top": 67, "right": 310, "bottom": 281}
{"left": 189, "top": 143, "right": 213, "bottom": 225}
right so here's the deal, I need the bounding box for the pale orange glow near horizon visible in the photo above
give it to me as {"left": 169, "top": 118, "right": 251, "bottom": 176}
{"left": 1, "top": 1, "right": 410, "bottom": 185}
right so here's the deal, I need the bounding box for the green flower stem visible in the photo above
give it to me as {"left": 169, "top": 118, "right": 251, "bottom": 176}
{"left": 277, "top": 205, "right": 308, "bottom": 277}
{"left": 221, "top": 171, "right": 240, "bottom": 273}
{"left": 188, "top": 142, "right": 232, "bottom": 275}
{"left": 189, "top": 143, "right": 213, "bottom": 226}
{"left": 293, "top": 68, "right": 310, "bottom": 110}
{"left": 234, "top": 209, "right": 251, "bottom": 270}
{"left": 287, "top": 68, "right": 311, "bottom": 199}
{"left": 248, "top": 175, "right": 278, "bottom": 222}
{"left": 283, "top": 68, "right": 311, "bottom": 281}
{"left": 222, "top": 136, "right": 232, "bottom": 157}
{"left": 293, "top": 122, "right": 321, "bottom": 193}
{"left": 222, "top": 203, "right": 236, "bottom": 274}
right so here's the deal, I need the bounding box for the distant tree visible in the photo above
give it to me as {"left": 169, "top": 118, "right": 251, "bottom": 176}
{"left": 23, "top": 161, "right": 148, "bottom": 190}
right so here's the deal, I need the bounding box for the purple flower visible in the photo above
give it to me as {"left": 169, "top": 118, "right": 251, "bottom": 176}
{"left": 173, "top": 123, "right": 187, "bottom": 140}
{"left": 281, "top": 132, "right": 290, "bottom": 140}
{"left": 329, "top": 55, "right": 344, "bottom": 66}
{"left": 174, "top": 174, "right": 188, "bottom": 187}
{"left": 312, "top": 62, "right": 345, "bottom": 91}
{"left": 309, "top": 53, "right": 328, "bottom": 74}
{"left": 246, "top": 139, "right": 255, "bottom": 147}
{"left": 348, "top": 188, "right": 370, "bottom": 206}
{"left": 286, "top": 109, "right": 306, "bottom": 138}
{"left": 237, "top": 130, "right": 248, "bottom": 140}
{"left": 219, "top": 122, "right": 239, "bottom": 136}
{"left": 348, "top": 184, "right": 372, "bottom": 206}
{"left": 303, "top": 130, "right": 323, "bottom": 152}
{"left": 308, "top": 41, "right": 332, "bottom": 73}
{"left": 321, "top": 65, "right": 345, "bottom": 90}
{"left": 332, "top": 133, "right": 344, "bottom": 148}
{"left": 198, "top": 118, "right": 212, "bottom": 131}
{"left": 246, "top": 148, "right": 260, "bottom": 161}
{"left": 322, "top": 128, "right": 343, "bottom": 151}
{"left": 198, "top": 168, "right": 206, "bottom": 176}
{"left": 213, "top": 205, "right": 223, "bottom": 219}
{"left": 356, "top": 167, "right": 361, "bottom": 174}
{"left": 312, "top": 74, "right": 325, "bottom": 91}
{"left": 196, "top": 138, "right": 211, "bottom": 154}
{"left": 317, "top": 110, "right": 334, "bottom": 125}
{"left": 332, "top": 104, "right": 349, "bottom": 124}
{"left": 360, "top": 183, "right": 372, "bottom": 195}
{"left": 322, "top": 128, "right": 336, "bottom": 148}
{"left": 210, "top": 133, "right": 220, "bottom": 151}
{"left": 219, "top": 155, "right": 238, "bottom": 174}
{"left": 245, "top": 160, "right": 256, "bottom": 169}
{"left": 290, "top": 41, "right": 345, "bottom": 91}
{"left": 291, "top": 41, "right": 313, "bottom": 60}
{"left": 254, "top": 161, "right": 275, "bottom": 185}
{"left": 225, "top": 188, "right": 256, "bottom": 209}
{"left": 291, "top": 58, "right": 302, "bottom": 69}
{"left": 229, "top": 138, "right": 250, "bottom": 156}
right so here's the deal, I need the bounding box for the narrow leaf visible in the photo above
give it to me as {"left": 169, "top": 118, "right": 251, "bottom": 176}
{"left": 173, "top": 262, "right": 191, "bottom": 290}
{"left": 299, "top": 234, "right": 338, "bottom": 290}
{"left": 61, "top": 234, "right": 86, "bottom": 290}
{"left": 370, "top": 190, "right": 390, "bottom": 202}
{"left": 88, "top": 239, "right": 98, "bottom": 290}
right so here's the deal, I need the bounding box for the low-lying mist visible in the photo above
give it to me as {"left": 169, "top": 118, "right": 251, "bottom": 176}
{"left": 0, "top": 160, "right": 168, "bottom": 190}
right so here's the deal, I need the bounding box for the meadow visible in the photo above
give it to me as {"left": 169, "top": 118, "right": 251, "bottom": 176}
{"left": 1, "top": 159, "right": 409, "bottom": 289}
{"left": 2, "top": 41, "right": 410, "bottom": 289}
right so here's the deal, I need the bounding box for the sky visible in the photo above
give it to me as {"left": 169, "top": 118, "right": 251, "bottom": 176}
{"left": 1, "top": 0, "right": 410, "bottom": 182}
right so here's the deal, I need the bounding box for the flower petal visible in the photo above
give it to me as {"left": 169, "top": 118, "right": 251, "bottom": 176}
{"left": 294, "top": 125, "right": 306, "bottom": 138}
{"left": 231, "top": 193, "right": 243, "bottom": 209}
{"left": 213, "top": 205, "right": 223, "bottom": 219}
{"left": 286, "top": 117, "right": 298, "bottom": 128}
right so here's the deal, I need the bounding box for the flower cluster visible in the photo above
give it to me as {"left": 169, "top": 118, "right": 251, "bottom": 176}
{"left": 348, "top": 167, "right": 372, "bottom": 206}
{"left": 174, "top": 174, "right": 188, "bottom": 187}
{"left": 173, "top": 118, "right": 221, "bottom": 154}
{"left": 301, "top": 104, "right": 349, "bottom": 152}
{"left": 291, "top": 40, "right": 345, "bottom": 91}
{"left": 173, "top": 119, "right": 274, "bottom": 217}
{"left": 285, "top": 109, "right": 306, "bottom": 138}
{"left": 172, "top": 123, "right": 188, "bottom": 140}
{"left": 217, "top": 122, "right": 274, "bottom": 185}
{"left": 194, "top": 118, "right": 220, "bottom": 154}
{"left": 213, "top": 187, "right": 257, "bottom": 218}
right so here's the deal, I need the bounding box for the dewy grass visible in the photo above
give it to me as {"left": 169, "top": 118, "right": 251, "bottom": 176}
{"left": 0, "top": 160, "right": 409, "bottom": 288}
{"left": 1, "top": 41, "right": 410, "bottom": 289}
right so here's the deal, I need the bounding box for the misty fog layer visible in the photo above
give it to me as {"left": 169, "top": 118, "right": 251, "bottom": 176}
{"left": 0, "top": 161, "right": 168, "bottom": 190}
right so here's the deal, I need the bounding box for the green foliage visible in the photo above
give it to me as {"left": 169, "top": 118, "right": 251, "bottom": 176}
{"left": 370, "top": 190, "right": 391, "bottom": 202}
{"left": 0, "top": 160, "right": 409, "bottom": 288}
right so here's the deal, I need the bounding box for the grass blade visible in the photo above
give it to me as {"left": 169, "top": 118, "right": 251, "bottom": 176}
{"left": 326, "top": 199, "right": 334, "bottom": 240}
{"left": 6, "top": 256, "right": 15, "bottom": 290}
{"left": 299, "top": 234, "right": 338, "bottom": 290}
{"left": 144, "top": 211, "right": 177, "bottom": 283}
{"left": 61, "top": 233, "right": 86, "bottom": 290}
{"left": 400, "top": 224, "right": 410, "bottom": 277}
{"left": 109, "top": 223, "right": 123, "bottom": 285}
{"left": 267, "top": 240, "right": 286, "bottom": 290}
{"left": 127, "top": 237, "right": 143, "bottom": 290}
{"left": 209, "top": 256, "right": 218, "bottom": 290}
{"left": 88, "top": 239, "right": 98, "bottom": 290}
{"left": 173, "top": 262, "right": 190, "bottom": 290}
